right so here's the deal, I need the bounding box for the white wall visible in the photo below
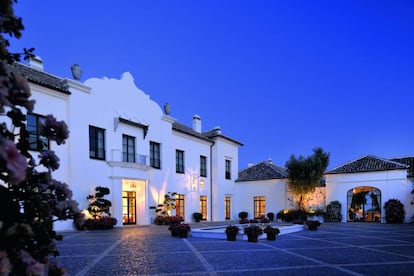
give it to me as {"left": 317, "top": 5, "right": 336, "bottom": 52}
{"left": 326, "top": 170, "right": 413, "bottom": 223}
{"left": 234, "top": 179, "right": 286, "bottom": 220}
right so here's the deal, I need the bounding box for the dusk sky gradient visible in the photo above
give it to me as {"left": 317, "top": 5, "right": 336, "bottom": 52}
{"left": 11, "top": 1, "right": 414, "bottom": 170}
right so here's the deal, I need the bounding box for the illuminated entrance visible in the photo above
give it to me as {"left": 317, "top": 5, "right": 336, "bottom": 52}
{"left": 347, "top": 186, "right": 381, "bottom": 222}
{"left": 122, "top": 191, "right": 136, "bottom": 224}
{"left": 122, "top": 179, "right": 147, "bottom": 225}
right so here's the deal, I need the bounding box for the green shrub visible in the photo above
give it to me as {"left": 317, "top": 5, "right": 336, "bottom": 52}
{"left": 326, "top": 200, "right": 342, "bottom": 222}
{"left": 280, "top": 209, "right": 308, "bottom": 222}
{"left": 267, "top": 212, "right": 275, "bottom": 221}
{"left": 238, "top": 211, "right": 248, "bottom": 219}
{"left": 384, "top": 199, "right": 405, "bottom": 224}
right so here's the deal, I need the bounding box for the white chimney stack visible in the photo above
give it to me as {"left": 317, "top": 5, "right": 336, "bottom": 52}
{"left": 192, "top": 115, "right": 202, "bottom": 133}
{"left": 28, "top": 55, "right": 44, "bottom": 71}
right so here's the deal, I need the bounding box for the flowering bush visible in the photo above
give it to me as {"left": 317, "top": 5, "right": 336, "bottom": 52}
{"left": 225, "top": 225, "right": 240, "bottom": 235}
{"left": 168, "top": 223, "right": 191, "bottom": 238}
{"left": 154, "top": 215, "right": 183, "bottom": 225}
{"left": 263, "top": 225, "right": 280, "bottom": 235}
{"left": 84, "top": 217, "right": 117, "bottom": 230}
{"left": 0, "top": 2, "right": 80, "bottom": 274}
{"left": 243, "top": 225, "right": 263, "bottom": 236}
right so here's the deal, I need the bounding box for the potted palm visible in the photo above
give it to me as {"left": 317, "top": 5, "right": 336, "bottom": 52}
{"left": 244, "top": 225, "right": 263, "bottom": 242}
{"left": 225, "top": 225, "right": 240, "bottom": 241}
{"left": 263, "top": 225, "right": 280, "bottom": 240}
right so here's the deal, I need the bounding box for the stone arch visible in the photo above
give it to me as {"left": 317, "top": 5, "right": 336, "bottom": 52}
{"left": 347, "top": 186, "right": 381, "bottom": 222}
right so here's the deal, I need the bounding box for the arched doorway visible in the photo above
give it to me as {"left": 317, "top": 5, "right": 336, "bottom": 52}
{"left": 347, "top": 186, "right": 381, "bottom": 222}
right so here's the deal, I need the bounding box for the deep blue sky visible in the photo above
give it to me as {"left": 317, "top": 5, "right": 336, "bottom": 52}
{"left": 11, "top": 1, "right": 414, "bottom": 170}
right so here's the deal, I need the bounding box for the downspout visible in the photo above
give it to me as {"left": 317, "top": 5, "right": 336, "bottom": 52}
{"left": 210, "top": 141, "right": 215, "bottom": 221}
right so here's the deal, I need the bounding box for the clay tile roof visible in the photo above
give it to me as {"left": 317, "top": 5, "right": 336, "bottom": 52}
{"left": 172, "top": 122, "right": 213, "bottom": 143}
{"left": 326, "top": 155, "right": 409, "bottom": 175}
{"left": 7, "top": 62, "right": 70, "bottom": 94}
{"left": 172, "top": 122, "right": 243, "bottom": 145}
{"left": 389, "top": 157, "right": 414, "bottom": 177}
{"left": 236, "top": 161, "right": 287, "bottom": 182}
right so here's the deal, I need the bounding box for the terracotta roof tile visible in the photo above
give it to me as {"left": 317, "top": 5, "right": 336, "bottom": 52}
{"left": 7, "top": 62, "right": 70, "bottom": 94}
{"left": 236, "top": 161, "right": 287, "bottom": 182}
{"left": 326, "top": 155, "right": 409, "bottom": 175}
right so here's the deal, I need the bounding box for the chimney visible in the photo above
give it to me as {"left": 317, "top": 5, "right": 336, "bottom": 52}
{"left": 267, "top": 158, "right": 272, "bottom": 164}
{"left": 28, "top": 55, "right": 44, "bottom": 71}
{"left": 192, "top": 114, "right": 202, "bottom": 133}
{"left": 248, "top": 162, "right": 254, "bottom": 168}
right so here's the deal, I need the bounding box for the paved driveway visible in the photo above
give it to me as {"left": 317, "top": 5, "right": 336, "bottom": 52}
{"left": 57, "top": 222, "right": 414, "bottom": 275}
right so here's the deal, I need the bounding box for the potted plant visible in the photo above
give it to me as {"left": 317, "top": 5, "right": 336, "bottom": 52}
{"left": 84, "top": 186, "right": 117, "bottom": 230}
{"left": 168, "top": 223, "right": 191, "bottom": 238}
{"left": 225, "top": 225, "right": 240, "bottom": 241}
{"left": 193, "top": 212, "right": 202, "bottom": 222}
{"left": 238, "top": 211, "right": 248, "bottom": 224}
{"left": 305, "top": 220, "right": 321, "bottom": 231}
{"left": 263, "top": 225, "right": 280, "bottom": 240}
{"left": 244, "top": 225, "right": 263, "bottom": 242}
{"left": 267, "top": 212, "right": 275, "bottom": 221}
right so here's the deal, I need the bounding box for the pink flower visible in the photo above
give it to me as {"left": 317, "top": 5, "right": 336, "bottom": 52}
{"left": 20, "top": 250, "right": 45, "bottom": 276}
{"left": 0, "top": 137, "right": 27, "bottom": 183}
{"left": 0, "top": 250, "right": 12, "bottom": 275}
{"left": 39, "top": 115, "right": 69, "bottom": 145}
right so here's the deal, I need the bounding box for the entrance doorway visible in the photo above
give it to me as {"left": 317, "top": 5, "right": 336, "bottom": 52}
{"left": 347, "top": 186, "right": 381, "bottom": 222}
{"left": 122, "top": 191, "right": 136, "bottom": 224}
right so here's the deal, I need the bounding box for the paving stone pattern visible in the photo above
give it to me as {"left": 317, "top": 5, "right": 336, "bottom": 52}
{"left": 57, "top": 222, "right": 414, "bottom": 275}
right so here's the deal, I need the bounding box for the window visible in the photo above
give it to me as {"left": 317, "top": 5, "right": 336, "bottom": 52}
{"left": 225, "top": 196, "right": 231, "bottom": 220}
{"left": 254, "top": 196, "right": 266, "bottom": 218}
{"left": 175, "top": 194, "right": 185, "bottom": 218}
{"left": 225, "top": 159, "right": 231, "bottom": 179}
{"left": 200, "top": 195, "right": 207, "bottom": 220}
{"left": 89, "top": 125, "right": 105, "bottom": 160}
{"left": 122, "top": 134, "right": 135, "bottom": 162}
{"left": 200, "top": 155, "right": 207, "bottom": 177}
{"left": 150, "top": 141, "right": 161, "bottom": 169}
{"left": 27, "top": 113, "right": 48, "bottom": 151}
{"left": 176, "top": 150, "right": 184, "bottom": 173}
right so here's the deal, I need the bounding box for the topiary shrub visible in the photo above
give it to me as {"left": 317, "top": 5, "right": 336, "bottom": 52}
{"left": 238, "top": 211, "right": 248, "bottom": 219}
{"left": 384, "top": 199, "right": 405, "bottom": 224}
{"left": 267, "top": 212, "right": 275, "bottom": 221}
{"left": 326, "top": 200, "right": 343, "bottom": 222}
{"left": 193, "top": 212, "right": 202, "bottom": 222}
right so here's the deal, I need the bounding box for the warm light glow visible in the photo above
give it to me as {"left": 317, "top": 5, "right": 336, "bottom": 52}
{"left": 191, "top": 175, "right": 198, "bottom": 191}
{"left": 82, "top": 209, "right": 93, "bottom": 219}
{"left": 199, "top": 178, "right": 205, "bottom": 188}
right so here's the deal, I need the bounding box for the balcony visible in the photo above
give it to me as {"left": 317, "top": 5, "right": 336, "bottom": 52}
{"left": 107, "top": 149, "right": 150, "bottom": 170}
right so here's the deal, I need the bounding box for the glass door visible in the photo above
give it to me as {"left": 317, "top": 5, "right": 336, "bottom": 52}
{"left": 122, "top": 191, "right": 136, "bottom": 225}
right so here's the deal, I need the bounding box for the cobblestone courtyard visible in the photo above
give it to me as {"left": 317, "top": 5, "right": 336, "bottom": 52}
{"left": 57, "top": 222, "right": 414, "bottom": 275}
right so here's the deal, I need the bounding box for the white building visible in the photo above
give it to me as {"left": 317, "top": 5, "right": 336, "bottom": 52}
{"left": 326, "top": 155, "right": 414, "bottom": 223}
{"left": 12, "top": 59, "right": 242, "bottom": 231}
{"left": 10, "top": 59, "right": 414, "bottom": 230}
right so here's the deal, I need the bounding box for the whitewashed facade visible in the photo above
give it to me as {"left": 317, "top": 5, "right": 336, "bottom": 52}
{"left": 14, "top": 60, "right": 414, "bottom": 231}
{"left": 18, "top": 60, "right": 242, "bottom": 231}
{"left": 326, "top": 155, "right": 414, "bottom": 223}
